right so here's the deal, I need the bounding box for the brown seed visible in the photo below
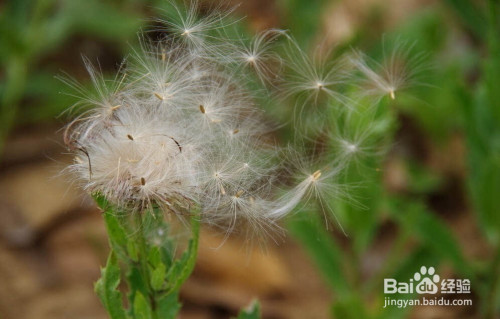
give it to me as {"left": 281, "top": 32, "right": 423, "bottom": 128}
{"left": 127, "top": 134, "right": 134, "bottom": 141}
{"left": 235, "top": 190, "right": 244, "bottom": 198}
{"left": 169, "top": 136, "right": 182, "bottom": 153}
{"left": 199, "top": 105, "right": 205, "bottom": 114}
{"left": 141, "top": 177, "right": 146, "bottom": 186}
{"left": 312, "top": 170, "right": 321, "bottom": 180}
{"left": 390, "top": 90, "right": 396, "bottom": 100}
{"left": 233, "top": 129, "right": 239, "bottom": 134}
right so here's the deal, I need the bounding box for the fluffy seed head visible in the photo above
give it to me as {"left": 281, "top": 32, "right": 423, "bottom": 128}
{"left": 63, "top": 1, "right": 411, "bottom": 239}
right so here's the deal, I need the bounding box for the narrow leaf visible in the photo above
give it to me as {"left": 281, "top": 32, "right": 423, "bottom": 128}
{"left": 288, "top": 216, "right": 350, "bottom": 296}
{"left": 133, "top": 292, "right": 153, "bottom": 319}
{"left": 94, "top": 252, "right": 128, "bottom": 319}
{"left": 166, "top": 215, "right": 200, "bottom": 293}
{"left": 390, "top": 200, "right": 472, "bottom": 278}
{"left": 94, "top": 195, "right": 129, "bottom": 258}
{"left": 156, "top": 293, "right": 182, "bottom": 319}
{"left": 151, "top": 263, "right": 167, "bottom": 291}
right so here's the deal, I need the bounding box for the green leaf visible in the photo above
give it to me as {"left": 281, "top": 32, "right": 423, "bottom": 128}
{"left": 389, "top": 200, "right": 472, "bottom": 278}
{"left": 278, "top": 0, "right": 330, "bottom": 47}
{"left": 94, "top": 252, "right": 128, "bottom": 319}
{"left": 133, "top": 292, "right": 153, "bottom": 319}
{"left": 127, "top": 241, "right": 139, "bottom": 262}
{"left": 125, "top": 266, "right": 149, "bottom": 317}
{"left": 468, "top": 151, "right": 500, "bottom": 244}
{"left": 147, "top": 246, "right": 162, "bottom": 268}
{"left": 463, "top": 3, "right": 500, "bottom": 245}
{"left": 156, "top": 292, "right": 181, "bottom": 319}
{"left": 166, "top": 214, "right": 200, "bottom": 293}
{"left": 288, "top": 216, "right": 350, "bottom": 297}
{"left": 331, "top": 295, "right": 368, "bottom": 319}
{"left": 445, "top": 0, "right": 487, "bottom": 38}
{"left": 406, "top": 160, "right": 443, "bottom": 194}
{"left": 57, "top": 0, "right": 141, "bottom": 42}
{"left": 151, "top": 263, "right": 167, "bottom": 291}
{"left": 376, "top": 247, "right": 438, "bottom": 319}
{"left": 94, "top": 195, "right": 129, "bottom": 258}
{"left": 235, "top": 300, "right": 261, "bottom": 319}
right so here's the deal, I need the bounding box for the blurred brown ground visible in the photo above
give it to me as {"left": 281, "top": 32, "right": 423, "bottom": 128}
{"left": 0, "top": 0, "right": 490, "bottom": 318}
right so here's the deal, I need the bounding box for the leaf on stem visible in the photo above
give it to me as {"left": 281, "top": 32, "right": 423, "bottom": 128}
{"left": 166, "top": 214, "right": 200, "bottom": 293}
{"left": 94, "top": 252, "right": 128, "bottom": 319}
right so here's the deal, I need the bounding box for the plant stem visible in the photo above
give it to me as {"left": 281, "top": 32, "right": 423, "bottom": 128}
{"left": 95, "top": 196, "right": 200, "bottom": 319}
{"left": 133, "top": 212, "right": 159, "bottom": 319}
{"left": 484, "top": 246, "right": 500, "bottom": 319}
{"left": 0, "top": 58, "right": 27, "bottom": 157}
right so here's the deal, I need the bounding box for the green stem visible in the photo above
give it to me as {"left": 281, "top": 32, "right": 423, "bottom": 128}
{"left": 95, "top": 196, "right": 200, "bottom": 319}
{"left": 0, "top": 58, "right": 27, "bottom": 157}
{"left": 484, "top": 246, "right": 500, "bottom": 319}
{"left": 133, "top": 212, "right": 159, "bottom": 319}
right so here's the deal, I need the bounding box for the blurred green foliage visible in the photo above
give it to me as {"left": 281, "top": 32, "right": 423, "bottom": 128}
{"left": 0, "top": 0, "right": 143, "bottom": 156}
{"left": 284, "top": 0, "right": 500, "bottom": 318}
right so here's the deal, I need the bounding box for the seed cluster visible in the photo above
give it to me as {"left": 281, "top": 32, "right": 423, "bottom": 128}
{"left": 64, "top": 1, "right": 416, "bottom": 236}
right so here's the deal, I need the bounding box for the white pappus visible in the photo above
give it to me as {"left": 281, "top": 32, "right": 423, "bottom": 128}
{"left": 63, "top": 1, "right": 415, "bottom": 239}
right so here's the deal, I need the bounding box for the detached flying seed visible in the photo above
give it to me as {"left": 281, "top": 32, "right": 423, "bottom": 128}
{"left": 390, "top": 90, "right": 396, "bottom": 100}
